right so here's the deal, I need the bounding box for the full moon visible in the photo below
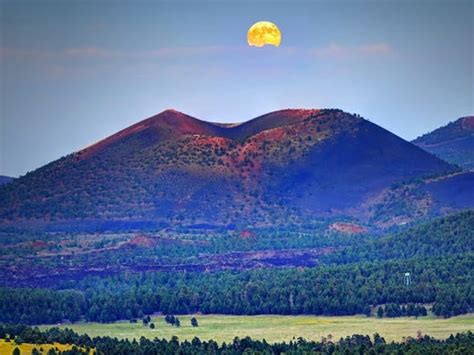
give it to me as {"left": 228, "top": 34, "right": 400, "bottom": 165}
{"left": 247, "top": 21, "right": 281, "bottom": 47}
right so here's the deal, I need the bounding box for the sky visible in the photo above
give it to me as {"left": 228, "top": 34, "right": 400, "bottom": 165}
{"left": 1, "top": 0, "right": 472, "bottom": 177}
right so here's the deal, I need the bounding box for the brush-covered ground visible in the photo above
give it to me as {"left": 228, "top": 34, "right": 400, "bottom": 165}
{"left": 41, "top": 314, "right": 474, "bottom": 344}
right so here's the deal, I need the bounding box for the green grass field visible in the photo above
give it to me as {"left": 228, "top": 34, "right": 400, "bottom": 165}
{"left": 41, "top": 314, "right": 474, "bottom": 344}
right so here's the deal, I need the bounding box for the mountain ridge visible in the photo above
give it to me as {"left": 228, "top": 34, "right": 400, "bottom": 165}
{"left": 412, "top": 116, "right": 474, "bottom": 170}
{"left": 0, "top": 108, "right": 468, "bottom": 231}
{"left": 78, "top": 108, "right": 324, "bottom": 160}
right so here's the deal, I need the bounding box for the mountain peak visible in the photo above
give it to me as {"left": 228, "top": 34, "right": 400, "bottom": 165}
{"left": 413, "top": 115, "right": 474, "bottom": 145}
{"left": 78, "top": 109, "right": 222, "bottom": 158}
{"left": 162, "top": 108, "right": 181, "bottom": 114}
{"left": 460, "top": 116, "right": 474, "bottom": 130}
{"left": 412, "top": 115, "right": 474, "bottom": 170}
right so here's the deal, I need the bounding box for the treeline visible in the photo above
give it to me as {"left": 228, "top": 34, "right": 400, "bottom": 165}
{"left": 1, "top": 255, "right": 471, "bottom": 324}
{"left": 376, "top": 303, "right": 427, "bottom": 318}
{"left": 0, "top": 288, "right": 86, "bottom": 324}
{"left": 1, "top": 324, "right": 473, "bottom": 354}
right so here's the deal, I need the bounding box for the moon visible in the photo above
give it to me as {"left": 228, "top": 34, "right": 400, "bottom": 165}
{"left": 247, "top": 21, "right": 281, "bottom": 48}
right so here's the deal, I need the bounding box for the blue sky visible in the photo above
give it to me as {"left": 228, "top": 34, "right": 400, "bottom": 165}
{"left": 1, "top": 0, "right": 472, "bottom": 177}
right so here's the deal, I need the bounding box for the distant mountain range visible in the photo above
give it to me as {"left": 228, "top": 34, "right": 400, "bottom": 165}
{"left": 413, "top": 116, "right": 474, "bottom": 170}
{"left": 0, "top": 109, "right": 472, "bottom": 232}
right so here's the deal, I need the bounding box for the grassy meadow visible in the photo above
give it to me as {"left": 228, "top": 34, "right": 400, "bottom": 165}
{"left": 41, "top": 314, "right": 474, "bottom": 344}
{"left": 0, "top": 339, "right": 93, "bottom": 354}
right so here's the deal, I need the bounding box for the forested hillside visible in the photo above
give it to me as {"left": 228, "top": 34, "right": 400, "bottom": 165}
{"left": 3, "top": 255, "right": 471, "bottom": 324}
{"left": 323, "top": 210, "right": 474, "bottom": 264}
{"left": 0, "top": 212, "right": 472, "bottom": 324}
{"left": 0, "top": 249, "right": 474, "bottom": 324}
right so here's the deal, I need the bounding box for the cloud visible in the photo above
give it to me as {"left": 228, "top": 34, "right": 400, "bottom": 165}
{"left": 358, "top": 43, "right": 392, "bottom": 54}
{"left": 1, "top": 42, "right": 394, "bottom": 80}
{"left": 62, "top": 46, "right": 236, "bottom": 59}
{"left": 0, "top": 47, "right": 52, "bottom": 60}
{"left": 65, "top": 47, "right": 113, "bottom": 57}
{"left": 146, "top": 46, "right": 241, "bottom": 57}
{"left": 62, "top": 46, "right": 243, "bottom": 59}
{"left": 1, "top": 42, "right": 393, "bottom": 62}
{"left": 312, "top": 43, "right": 393, "bottom": 59}
{"left": 0, "top": 46, "right": 239, "bottom": 61}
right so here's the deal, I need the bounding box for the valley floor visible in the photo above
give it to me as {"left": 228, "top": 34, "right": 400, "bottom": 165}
{"left": 40, "top": 314, "right": 474, "bottom": 344}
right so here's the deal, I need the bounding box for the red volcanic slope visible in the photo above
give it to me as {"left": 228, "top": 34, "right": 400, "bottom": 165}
{"left": 228, "top": 109, "right": 321, "bottom": 140}
{"left": 461, "top": 116, "right": 474, "bottom": 130}
{"left": 78, "top": 108, "right": 322, "bottom": 158}
{"left": 79, "top": 109, "right": 227, "bottom": 158}
{"left": 128, "top": 234, "right": 157, "bottom": 248}
{"left": 330, "top": 222, "right": 368, "bottom": 234}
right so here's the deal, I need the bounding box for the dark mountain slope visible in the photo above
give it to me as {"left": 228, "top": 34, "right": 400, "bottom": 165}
{"left": 0, "top": 176, "right": 14, "bottom": 186}
{"left": 413, "top": 116, "right": 474, "bottom": 170}
{"left": 0, "top": 109, "right": 461, "bottom": 230}
{"left": 419, "top": 172, "right": 474, "bottom": 210}
{"left": 265, "top": 120, "right": 452, "bottom": 212}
